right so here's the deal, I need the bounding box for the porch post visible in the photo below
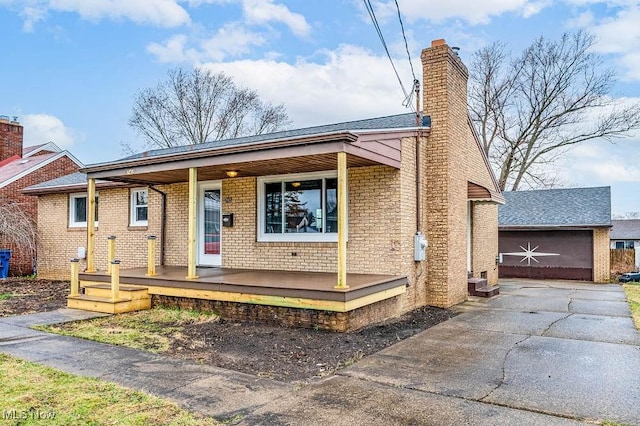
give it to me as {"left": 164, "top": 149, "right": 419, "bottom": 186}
{"left": 186, "top": 167, "right": 199, "bottom": 279}
{"left": 86, "top": 177, "right": 96, "bottom": 273}
{"left": 335, "top": 151, "right": 349, "bottom": 289}
{"left": 107, "top": 236, "right": 116, "bottom": 275}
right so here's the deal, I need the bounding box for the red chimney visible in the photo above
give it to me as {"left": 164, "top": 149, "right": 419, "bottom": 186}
{"left": 0, "top": 115, "right": 24, "bottom": 161}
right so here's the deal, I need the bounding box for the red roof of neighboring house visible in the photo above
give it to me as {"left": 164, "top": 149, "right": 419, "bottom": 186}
{"left": 22, "top": 144, "right": 45, "bottom": 155}
{"left": 0, "top": 153, "right": 59, "bottom": 185}
{"left": 0, "top": 150, "right": 84, "bottom": 189}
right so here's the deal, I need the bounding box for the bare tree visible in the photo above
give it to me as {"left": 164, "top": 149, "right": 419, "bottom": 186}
{"left": 613, "top": 212, "right": 640, "bottom": 219}
{"left": 129, "top": 67, "right": 290, "bottom": 149}
{"left": 469, "top": 31, "right": 640, "bottom": 191}
{"left": 0, "top": 201, "right": 37, "bottom": 274}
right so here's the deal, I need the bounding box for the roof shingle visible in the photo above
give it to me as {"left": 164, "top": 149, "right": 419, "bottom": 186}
{"left": 499, "top": 187, "right": 611, "bottom": 228}
{"left": 610, "top": 219, "right": 640, "bottom": 240}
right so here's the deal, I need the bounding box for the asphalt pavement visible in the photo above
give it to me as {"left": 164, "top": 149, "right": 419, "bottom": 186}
{"left": 1, "top": 279, "right": 638, "bottom": 425}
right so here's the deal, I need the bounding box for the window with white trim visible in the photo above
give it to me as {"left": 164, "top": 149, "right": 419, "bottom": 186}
{"left": 130, "top": 188, "right": 149, "bottom": 226}
{"left": 69, "top": 193, "right": 98, "bottom": 228}
{"left": 258, "top": 171, "right": 342, "bottom": 242}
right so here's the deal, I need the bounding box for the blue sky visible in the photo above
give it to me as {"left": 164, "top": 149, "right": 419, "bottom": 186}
{"left": 0, "top": 0, "right": 638, "bottom": 215}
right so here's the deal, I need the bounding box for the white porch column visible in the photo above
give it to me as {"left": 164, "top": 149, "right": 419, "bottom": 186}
{"left": 86, "top": 177, "right": 96, "bottom": 273}
{"left": 186, "top": 167, "right": 199, "bottom": 279}
{"left": 335, "top": 152, "right": 348, "bottom": 289}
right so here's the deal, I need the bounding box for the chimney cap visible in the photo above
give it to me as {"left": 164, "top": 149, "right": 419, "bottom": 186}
{"left": 431, "top": 39, "right": 447, "bottom": 47}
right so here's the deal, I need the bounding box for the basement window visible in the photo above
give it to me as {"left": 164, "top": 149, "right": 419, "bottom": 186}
{"left": 257, "top": 171, "right": 343, "bottom": 243}
{"left": 130, "top": 188, "right": 148, "bottom": 227}
{"left": 69, "top": 193, "right": 99, "bottom": 228}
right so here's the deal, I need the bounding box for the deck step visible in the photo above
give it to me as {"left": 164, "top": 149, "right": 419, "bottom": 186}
{"left": 468, "top": 277, "right": 500, "bottom": 298}
{"left": 82, "top": 283, "right": 149, "bottom": 301}
{"left": 67, "top": 294, "right": 151, "bottom": 314}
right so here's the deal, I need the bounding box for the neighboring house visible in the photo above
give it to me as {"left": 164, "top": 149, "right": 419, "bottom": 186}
{"left": 498, "top": 187, "right": 611, "bottom": 282}
{"left": 610, "top": 219, "right": 640, "bottom": 249}
{"left": 610, "top": 219, "right": 640, "bottom": 269}
{"left": 25, "top": 40, "right": 504, "bottom": 331}
{"left": 0, "top": 116, "right": 83, "bottom": 275}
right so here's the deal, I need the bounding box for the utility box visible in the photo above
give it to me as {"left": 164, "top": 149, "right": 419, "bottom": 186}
{"left": 0, "top": 249, "right": 12, "bottom": 279}
{"left": 222, "top": 213, "right": 234, "bottom": 227}
{"left": 414, "top": 232, "right": 427, "bottom": 261}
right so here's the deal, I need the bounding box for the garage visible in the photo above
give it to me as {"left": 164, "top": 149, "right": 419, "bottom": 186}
{"left": 498, "top": 187, "right": 611, "bottom": 282}
{"left": 499, "top": 229, "right": 593, "bottom": 280}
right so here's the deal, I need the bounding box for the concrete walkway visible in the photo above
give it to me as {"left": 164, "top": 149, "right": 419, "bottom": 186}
{"left": 1, "top": 280, "right": 639, "bottom": 425}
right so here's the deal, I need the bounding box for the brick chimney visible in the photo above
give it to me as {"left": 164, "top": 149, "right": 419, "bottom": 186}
{"left": 421, "top": 39, "right": 472, "bottom": 308}
{"left": 0, "top": 115, "right": 24, "bottom": 162}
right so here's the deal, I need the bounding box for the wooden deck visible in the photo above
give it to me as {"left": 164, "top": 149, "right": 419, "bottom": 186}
{"left": 79, "top": 266, "right": 408, "bottom": 312}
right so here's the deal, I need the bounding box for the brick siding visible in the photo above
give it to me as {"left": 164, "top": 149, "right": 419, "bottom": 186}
{"left": 593, "top": 227, "right": 611, "bottom": 282}
{"left": 153, "top": 294, "right": 401, "bottom": 332}
{"left": 0, "top": 119, "right": 23, "bottom": 162}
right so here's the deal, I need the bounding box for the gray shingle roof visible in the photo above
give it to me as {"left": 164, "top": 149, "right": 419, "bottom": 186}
{"left": 610, "top": 219, "right": 640, "bottom": 240}
{"left": 25, "top": 172, "right": 87, "bottom": 190}
{"left": 499, "top": 187, "right": 611, "bottom": 228}
{"left": 118, "top": 113, "right": 419, "bottom": 162}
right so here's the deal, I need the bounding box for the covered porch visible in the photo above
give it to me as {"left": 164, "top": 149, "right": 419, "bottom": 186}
{"left": 68, "top": 129, "right": 415, "bottom": 330}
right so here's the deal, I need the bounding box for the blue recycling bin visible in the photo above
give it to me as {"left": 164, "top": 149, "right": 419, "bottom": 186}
{"left": 0, "top": 249, "right": 11, "bottom": 278}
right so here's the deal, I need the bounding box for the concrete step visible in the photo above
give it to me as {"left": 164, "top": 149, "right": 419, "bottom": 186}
{"left": 82, "top": 283, "right": 149, "bottom": 301}
{"left": 67, "top": 294, "right": 151, "bottom": 314}
{"left": 468, "top": 277, "right": 499, "bottom": 298}
{"left": 471, "top": 285, "right": 500, "bottom": 298}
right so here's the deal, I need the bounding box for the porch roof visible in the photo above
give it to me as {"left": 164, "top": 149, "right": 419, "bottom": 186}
{"left": 81, "top": 113, "right": 424, "bottom": 185}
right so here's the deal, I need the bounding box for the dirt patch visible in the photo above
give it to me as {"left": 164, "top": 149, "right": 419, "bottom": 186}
{"left": 0, "top": 278, "right": 69, "bottom": 317}
{"left": 171, "top": 306, "right": 455, "bottom": 382}
{"left": 5, "top": 278, "right": 456, "bottom": 383}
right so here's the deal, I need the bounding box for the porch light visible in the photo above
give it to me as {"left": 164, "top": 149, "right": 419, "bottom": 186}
{"left": 291, "top": 182, "right": 301, "bottom": 188}
{"left": 225, "top": 170, "right": 239, "bottom": 178}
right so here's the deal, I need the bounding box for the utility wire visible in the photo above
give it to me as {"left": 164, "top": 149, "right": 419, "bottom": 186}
{"left": 362, "top": 0, "right": 414, "bottom": 112}
{"left": 394, "top": 0, "right": 418, "bottom": 109}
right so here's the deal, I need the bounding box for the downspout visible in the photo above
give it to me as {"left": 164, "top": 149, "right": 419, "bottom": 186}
{"left": 414, "top": 79, "right": 425, "bottom": 293}
{"left": 415, "top": 79, "right": 422, "bottom": 232}
{"left": 148, "top": 185, "right": 166, "bottom": 266}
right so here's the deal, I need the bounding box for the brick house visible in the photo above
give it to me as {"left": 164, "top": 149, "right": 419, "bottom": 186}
{"left": 0, "top": 116, "right": 83, "bottom": 275}
{"left": 25, "top": 40, "right": 504, "bottom": 330}
{"left": 498, "top": 187, "right": 611, "bottom": 282}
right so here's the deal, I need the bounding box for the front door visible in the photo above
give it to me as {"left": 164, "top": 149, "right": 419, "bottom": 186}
{"left": 198, "top": 182, "right": 222, "bottom": 266}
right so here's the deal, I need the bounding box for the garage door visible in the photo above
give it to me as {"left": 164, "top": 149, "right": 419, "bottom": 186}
{"left": 499, "top": 230, "right": 593, "bottom": 280}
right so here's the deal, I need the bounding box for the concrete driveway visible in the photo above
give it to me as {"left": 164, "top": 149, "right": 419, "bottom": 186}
{"left": 247, "top": 279, "right": 640, "bottom": 425}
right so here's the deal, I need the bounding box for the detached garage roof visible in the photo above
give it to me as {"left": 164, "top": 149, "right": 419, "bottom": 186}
{"left": 499, "top": 187, "right": 611, "bottom": 229}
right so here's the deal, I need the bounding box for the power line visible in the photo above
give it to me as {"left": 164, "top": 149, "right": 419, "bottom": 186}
{"left": 362, "top": 0, "right": 414, "bottom": 111}
{"left": 394, "top": 0, "right": 416, "bottom": 83}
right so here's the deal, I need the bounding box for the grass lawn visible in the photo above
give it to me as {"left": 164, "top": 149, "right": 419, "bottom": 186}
{"left": 623, "top": 283, "right": 640, "bottom": 329}
{"left": 36, "top": 307, "right": 218, "bottom": 352}
{"left": 0, "top": 353, "right": 217, "bottom": 425}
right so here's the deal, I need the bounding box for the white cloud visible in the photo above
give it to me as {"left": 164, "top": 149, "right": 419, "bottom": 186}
{"left": 6, "top": 0, "right": 191, "bottom": 30}
{"left": 147, "top": 34, "right": 197, "bottom": 63}
{"left": 21, "top": 114, "right": 80, "bottom": 148}
{"left": 242, "top": 0, "right": 310, "bottom": 37}
{"left": 147, "top": 23, "right": 266, "bottom": 63}
{"left": 372, "top": 0, "right": 547, "bottom": 25}
{"left": 564, "top": 4, "right": 640, "bottom": 81}
{"left": 200, "top": 22, "right": 267, "bottom": 61}
{"left": 199, "top": 44, "right": 415, "bottom": 127}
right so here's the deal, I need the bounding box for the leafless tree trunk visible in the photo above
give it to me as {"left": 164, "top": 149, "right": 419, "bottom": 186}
{"left": 128, "top": 67, "right": 290, "bottom": 150}
{"left": 469, "top": 31, "right": 640, "bottom": 191}
{"left": 0, "top": 201, "right": 37, "bottom": 275}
